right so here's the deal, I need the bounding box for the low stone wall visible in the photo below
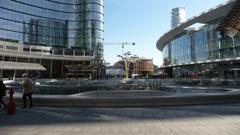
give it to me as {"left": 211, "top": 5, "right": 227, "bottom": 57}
{"left": 5, "top": 91, "right": 240, "bottom": 107}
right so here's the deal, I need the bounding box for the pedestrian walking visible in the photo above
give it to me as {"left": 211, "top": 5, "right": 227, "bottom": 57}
{"left": 22, "top": 73, "right": 33, "bottom": 108}
{"left": 0, "top": 79, "right": 7, "bottom": 110}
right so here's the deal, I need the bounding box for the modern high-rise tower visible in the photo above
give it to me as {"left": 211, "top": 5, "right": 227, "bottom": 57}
{"left": 0, "top": 0, "right": 104, "bottom": 78}
{"left": 171, "top": 7, "right": 186, "bottom": 28}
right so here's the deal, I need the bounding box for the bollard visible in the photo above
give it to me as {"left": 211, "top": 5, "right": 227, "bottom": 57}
{"left": 7, "top": 88, "right": 16, "bottom": 115}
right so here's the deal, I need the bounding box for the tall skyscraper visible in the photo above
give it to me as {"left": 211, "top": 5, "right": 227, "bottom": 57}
{"left": 0, "top": 0, "right": 104, "bottom": 78}
{"left": 171, "top": 7, "right": 186, "bottom": 28}
{"left": 0, "top": 0, "right": 104, "bottom": 57}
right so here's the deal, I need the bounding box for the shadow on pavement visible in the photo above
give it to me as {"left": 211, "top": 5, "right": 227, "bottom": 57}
{"left": 0, "top": 104, "right": 240, "bottom": 126}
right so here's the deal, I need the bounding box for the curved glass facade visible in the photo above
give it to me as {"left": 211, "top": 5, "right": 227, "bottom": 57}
{"left": 0, "top": 0, "right": 104, "bottom": 57}
{"left": 162, "top": 19, "right": 240, "bottom": 66}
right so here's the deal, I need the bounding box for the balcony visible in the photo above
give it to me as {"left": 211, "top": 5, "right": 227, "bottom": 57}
{"left": 0, "top": 41, "right": 95, "bottom": 61}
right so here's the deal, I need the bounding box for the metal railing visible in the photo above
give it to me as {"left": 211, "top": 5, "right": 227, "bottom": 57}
{"left": 0, "top": 41, "right": 95, "bottom": 61}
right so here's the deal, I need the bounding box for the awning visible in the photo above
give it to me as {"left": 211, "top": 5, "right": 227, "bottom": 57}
{"left": 0, "top": 61, "right": 46, "bottom": 71}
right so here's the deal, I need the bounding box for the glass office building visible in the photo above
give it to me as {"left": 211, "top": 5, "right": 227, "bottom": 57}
{"left": 157, "top": 0, "right": 240, "bottom": 79}
{"left": 0, "top": 0, "right": 104, "bottom": 78}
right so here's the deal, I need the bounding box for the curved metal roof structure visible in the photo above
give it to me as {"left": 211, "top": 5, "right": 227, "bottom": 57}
{"left": 217, "top": 0, "right": 240, "bottom": 31}
{"left": 156, "top": 0, "right": 237, "bottom": 51}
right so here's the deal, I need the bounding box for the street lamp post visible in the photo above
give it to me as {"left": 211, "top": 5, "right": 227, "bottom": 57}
{"left": 117, "top": 51, "right": 131, "bottom": 79}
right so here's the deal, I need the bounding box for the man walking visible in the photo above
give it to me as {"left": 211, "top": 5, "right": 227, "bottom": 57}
{"left": 22, "top": 73, "right": 33, "bottom": 108}
{"left": 0, "top": 79, "right": 7, "bottom": 109}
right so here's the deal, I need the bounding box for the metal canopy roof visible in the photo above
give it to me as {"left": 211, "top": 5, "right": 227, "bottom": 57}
{"left": 156, "top": 0, "right": 236, "bottom": 51}
{"left": 217, "top": 0, "right": 240, "bottom": 31}
{"left": 0, "top": 61, "right": 46, "bottom": 71}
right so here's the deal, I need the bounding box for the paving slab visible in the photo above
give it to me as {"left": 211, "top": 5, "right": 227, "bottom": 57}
{"left": 0, "top": 104, "right": 240, "bottom": 135}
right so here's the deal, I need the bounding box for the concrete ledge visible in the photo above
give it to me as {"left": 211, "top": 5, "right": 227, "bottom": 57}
{"left": 5, "top": 92, "right": 240, "bottom": 107}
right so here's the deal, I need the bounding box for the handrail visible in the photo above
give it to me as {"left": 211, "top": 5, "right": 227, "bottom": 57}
{"left": 0, "top": 41, "right": 95, "bottom": 60}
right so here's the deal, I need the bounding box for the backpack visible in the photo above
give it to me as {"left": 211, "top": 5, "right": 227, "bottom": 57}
{"left": 0, "top": 83, "right": 6, "bottom": 97}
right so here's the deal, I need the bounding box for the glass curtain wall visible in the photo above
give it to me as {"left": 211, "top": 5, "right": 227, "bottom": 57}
{"left": 162, "top": 18, "right": 240, "bottom": 66}
{"left": 170, "top": 34, "right": 191, "bottom": 65}
{"left": 0, "top": 0, "right": 104, "bottom": 57}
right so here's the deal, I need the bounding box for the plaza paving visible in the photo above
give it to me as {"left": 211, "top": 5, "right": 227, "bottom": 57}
{"left": 0, "top": 104, "right": 240, "bottom": 135}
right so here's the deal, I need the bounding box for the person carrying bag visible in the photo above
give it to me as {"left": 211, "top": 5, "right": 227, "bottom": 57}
{"left": 0, "top": 79, "right": 7, "bottom": 109}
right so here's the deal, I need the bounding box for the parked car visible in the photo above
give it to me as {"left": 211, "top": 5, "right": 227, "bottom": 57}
{"left": 3, "top": 80, "right": 22, "bottom": 93}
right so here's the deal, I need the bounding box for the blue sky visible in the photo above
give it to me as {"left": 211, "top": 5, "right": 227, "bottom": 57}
{"left": 104, "top": 0, "right": 227, "bottom": 67}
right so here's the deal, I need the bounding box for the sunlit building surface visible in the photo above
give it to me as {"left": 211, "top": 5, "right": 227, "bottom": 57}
{"left": 114, "top": 57, "right": 154, "bottom": 77}
{"left": 157, "top": 0, "right": 240, "bottom": 79}
{"left": 0, "top": 0, "right": 104, "bottom": 78}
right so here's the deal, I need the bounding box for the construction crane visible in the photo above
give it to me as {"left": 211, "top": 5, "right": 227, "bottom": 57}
{"left": 102, "top": 42, "right": 135, "bottom": 79}
{"left": 103, "top": 42, "right": 135, "bottom": 56}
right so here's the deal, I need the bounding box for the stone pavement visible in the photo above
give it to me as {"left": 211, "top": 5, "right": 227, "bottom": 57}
{"left": 0, "top": 104, "right": 240, "bottom": 135}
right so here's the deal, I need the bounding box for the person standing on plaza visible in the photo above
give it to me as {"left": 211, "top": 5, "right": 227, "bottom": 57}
{"left": 0, "top": 79, "right": 7, "bottom": 109}
{"left": 22, "top": 73, "right": 33, "bottom": 108}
